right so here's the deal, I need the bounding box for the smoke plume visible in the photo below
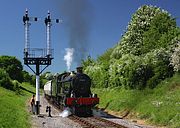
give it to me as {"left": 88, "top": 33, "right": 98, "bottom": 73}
{"left": 59, "top": 0, "right": 93, "bottom": 65}
{"left": 64, "top": 48, "right": 74, "bottom": 71}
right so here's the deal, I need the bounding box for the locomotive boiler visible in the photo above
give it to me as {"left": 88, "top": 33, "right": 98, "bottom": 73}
{"left": 44, "top": 67, "right": 99, "bottom": 116}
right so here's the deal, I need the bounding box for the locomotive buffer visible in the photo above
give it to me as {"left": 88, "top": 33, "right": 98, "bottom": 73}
{"left": 23, "top": 9, "right": 60, "bottom": 115}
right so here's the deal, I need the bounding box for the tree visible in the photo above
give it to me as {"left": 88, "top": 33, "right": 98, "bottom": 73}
{"left": 145, "top": 49, "right": 174, "bottom": 88}
{"left": 142, "top": 13, "right": 179, "bottom": 54}
{"left": 81, "top": 55, "right": 95, "bottom": 68}
{"left": 109, "top": 54, "right": 153, "bottom": 89}
{"left": 84, "top": 64, "right": 108, "bottom": 88}
{"left": 97, "top": 48, "right": 113, "bottom": 70}
{"left": 22, "top": 70, "right": 32, "bottom": 82}
{"left": 111, "top": 5, "right": 177, "bottom": 59}
{"left": 0, "top": 68, "right": 13, "bottom": 89}
{"left": 0, "top": 56, "right": 23, "bottom": 82}
{"left": 83, "top": 5, "right": 179, "bottom": 89}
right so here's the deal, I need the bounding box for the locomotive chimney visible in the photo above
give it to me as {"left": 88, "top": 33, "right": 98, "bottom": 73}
{"left": 76, "top": 66, "right": 83, "bottom": 74}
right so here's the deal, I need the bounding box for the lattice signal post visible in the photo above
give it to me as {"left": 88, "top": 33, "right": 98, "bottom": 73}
{"left": 23, "top": 9, "right": 60, "bottom": 115}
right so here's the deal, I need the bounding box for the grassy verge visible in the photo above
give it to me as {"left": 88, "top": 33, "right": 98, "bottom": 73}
{"left": 0, "top": 82, "right": 36, "bottom": 128}
{"left": 92, "top": 73, "right": 180, "bottom": 127}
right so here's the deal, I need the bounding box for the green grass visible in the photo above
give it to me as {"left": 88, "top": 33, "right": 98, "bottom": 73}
{"left": 0, "top": 82, "right": 36, "bottom": 128}
{"left": 92, "top": 73, "right": 180, "bottom": 127}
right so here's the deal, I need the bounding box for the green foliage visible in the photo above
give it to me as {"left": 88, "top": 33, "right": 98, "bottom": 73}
{"left": 85, "top": 64, "right": 109, "bottom": 88}
{"left": 44, "top": 72, "right": 54, "bottom": 80}
{"left": 30, "top": 75, "right": 36, "bottom": 86}
{"left": 82, "top": 56, "right": 107, "bottom": 88}
{"left": 82, "top": 5, "right": 179, "bottom": 89}
{"left": 85, "top": 49, "right": 173, "bottom": 89}
{"left": 83, "top": 49, "right": 113, "bottom": 88}
{"left": 109, "top": 54, "right": 153, "bottom": 89}
{"left": 97, "top": 48, "right": 113, "bottom": 67}
{"left": 145, "top": 49, "right": 174, "bottom": 88}
{"left": 142, "top": 13, "right": 179, "bottom": 54}
{"left": 12, "top": 80, "right": 22, "bottom": 95}
{"left": 23, "top": 71, "right": 53, "bottom": 89}
{"left": 170, "top": 39, "right": 180, "bottom": 72}
{"left": 0, "top": 68, "right": 13, "bottom": 89}
{"left": 0, "top": 68, "right": 23, "bottom": 93}
{"left": 0, "top": 56, "right": 23, "bottom": 82}
{"left": 27, "top": 74, "right": 45, "bottom": 89}
{"left": 22, "top": 70, "right": 32, "bottom": 82}
{"left": 82, "top": 55, "right": 95, "bottom": 68}
{"left": 93, "top": 73, "right": 180, "bottom": 127}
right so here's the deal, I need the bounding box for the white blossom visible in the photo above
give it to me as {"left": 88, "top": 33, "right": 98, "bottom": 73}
{"left": 170, "top": 42, "right": 180, "bottom": 71}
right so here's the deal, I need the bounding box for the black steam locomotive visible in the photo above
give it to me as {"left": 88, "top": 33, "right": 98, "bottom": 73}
{"left": 44, "top": 67, "right": 99, "bottom": 116}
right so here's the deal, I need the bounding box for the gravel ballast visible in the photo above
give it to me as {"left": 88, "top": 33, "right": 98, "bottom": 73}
{"left": 30, "top": 96, "right": 81, "bottom": 128}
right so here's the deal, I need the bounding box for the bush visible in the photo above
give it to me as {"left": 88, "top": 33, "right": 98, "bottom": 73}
{"left": 108, "top": 48, "right": 174, "bottom": 89}
{"left": 12, "top": 80, "right": 21, "bottom": 94}
{"left": 109, "top": 55, "right": 153, "bottom": 89}
{"left": 0, "top": 68, "right": 13, "bottom": 90}
{"left": 22, "top": 70, "right": 32, "bottom": 82}
{"left": 146, "top": 49, "right": 174, "bottom": 88}
{"left": 0, "top": 56, "right": 23, "bottom": 82}
{"left": 85, "top": 64, "right": 109, "bottom": 88}
{"left": 170, "top": 40, "right": 180, "bottom": 72}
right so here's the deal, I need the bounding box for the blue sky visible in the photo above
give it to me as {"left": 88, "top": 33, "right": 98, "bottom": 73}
{"left": 0, "top": 0, "right": 180, "bottom": 73}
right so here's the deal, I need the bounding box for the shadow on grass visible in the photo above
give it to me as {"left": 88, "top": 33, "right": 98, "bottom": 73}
{"left": 19, "top": 86, "right": 35, "bottom": 94}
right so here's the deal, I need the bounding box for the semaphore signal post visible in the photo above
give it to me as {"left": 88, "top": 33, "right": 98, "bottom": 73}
{"left": 23, "top": 9, "right": 60, "bottom": 115}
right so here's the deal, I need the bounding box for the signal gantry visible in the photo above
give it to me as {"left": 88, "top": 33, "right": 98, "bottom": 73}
{"left": 23, "top": 9, "right": 61, "bottom": 115}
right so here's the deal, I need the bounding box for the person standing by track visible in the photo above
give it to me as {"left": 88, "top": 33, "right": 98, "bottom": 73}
{"left": 30, "top": 94, "right": 35, "bottom": 114}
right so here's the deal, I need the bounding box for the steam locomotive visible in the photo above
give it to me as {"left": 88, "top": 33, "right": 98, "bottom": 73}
{"left": 44, "top": 67, "right": 99, "bottom": 116}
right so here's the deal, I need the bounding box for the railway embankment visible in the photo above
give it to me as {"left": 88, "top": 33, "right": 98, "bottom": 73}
{"left": 93, "top": 73, "right": 180, "bottom": 128}
{"left": 0, "top": 83, "right": 33, "bottom": 128}
{"left": 0, "top": 74, "right": 179, "bottom": 128}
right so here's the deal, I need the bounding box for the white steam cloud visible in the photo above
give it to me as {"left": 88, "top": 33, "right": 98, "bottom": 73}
{"left": 64, "top": 48, "right": 74, "bottom": 71}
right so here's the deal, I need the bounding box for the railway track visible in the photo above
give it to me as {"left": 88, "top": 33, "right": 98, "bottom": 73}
{"left": 45, "top": 95, "right": 128, "bottom": 128}
{"left": 69, "top": 115, "right": 127, "bottom": 128}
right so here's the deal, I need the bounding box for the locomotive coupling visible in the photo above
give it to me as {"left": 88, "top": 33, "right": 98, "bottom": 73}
{"left": 46, "top": 106, "right": 52, "bottom": 117}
